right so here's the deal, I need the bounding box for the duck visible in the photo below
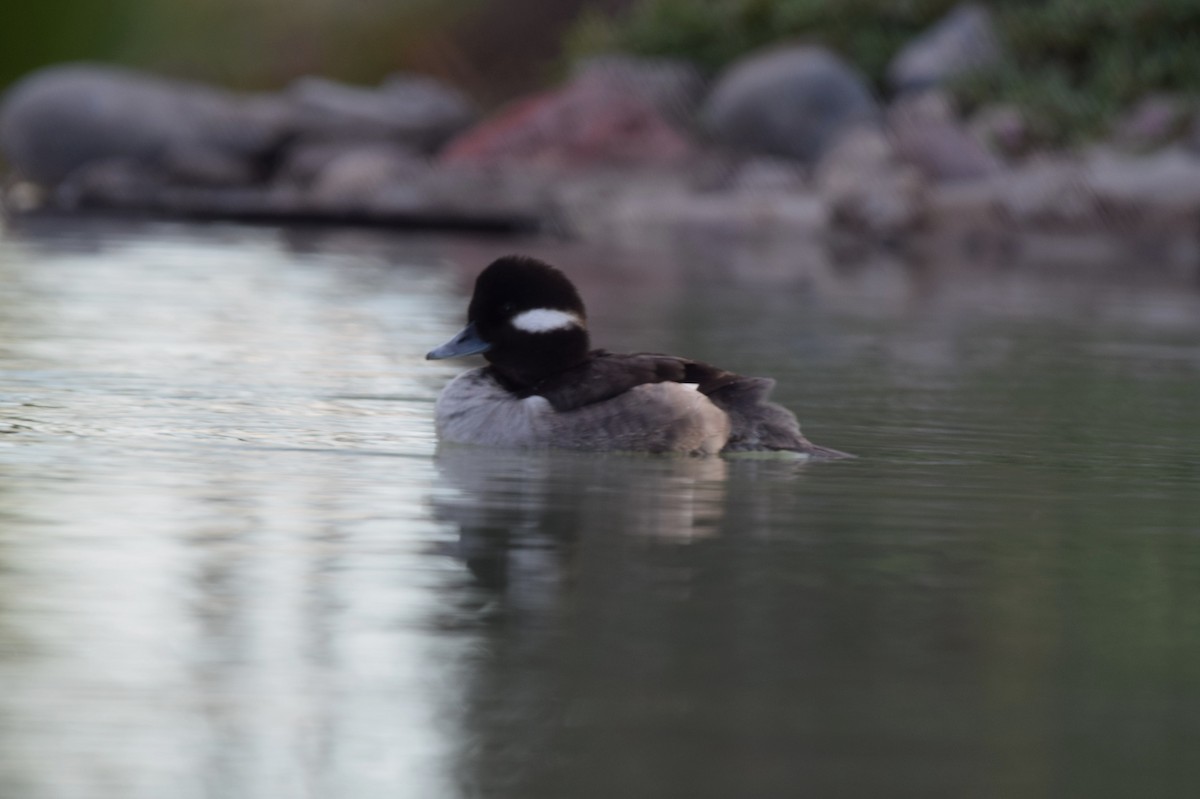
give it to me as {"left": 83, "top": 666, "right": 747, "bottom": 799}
{"left": 426, "top": 255, "right": 850, "bottom": 458}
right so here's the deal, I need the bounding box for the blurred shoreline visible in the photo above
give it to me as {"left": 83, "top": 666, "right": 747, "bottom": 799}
{"left": 4, "top": 3, "right": 1200, "bottom": 252}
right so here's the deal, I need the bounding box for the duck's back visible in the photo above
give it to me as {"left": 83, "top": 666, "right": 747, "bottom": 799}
{"left": 531, "top": 352, "right": 841, "bottom": 457}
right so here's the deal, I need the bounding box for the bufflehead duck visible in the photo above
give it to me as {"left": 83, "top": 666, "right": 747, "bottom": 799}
{"left": 426, "top": 256, "right": 850, "bottom": 458}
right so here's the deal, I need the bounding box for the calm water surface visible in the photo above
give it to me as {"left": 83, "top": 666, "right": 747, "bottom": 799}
{"left": 1, "top": 219, "right": 1199, "bottom": 799}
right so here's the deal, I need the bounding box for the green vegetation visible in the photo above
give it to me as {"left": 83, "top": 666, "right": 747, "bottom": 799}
{"left": 2, "top": 1, "right": 142, "bottom": 88}
{"left": 0, "top": 0, "right": 475, "bottom": 91}
{"left": 958, "top": 1, "right": 1200, "bottom": 142}
{"left": 568, "top": 0, "right": 1200, "bottom": 143}
{"left": 568, "top": 0, "right": 961, "bottom": 81}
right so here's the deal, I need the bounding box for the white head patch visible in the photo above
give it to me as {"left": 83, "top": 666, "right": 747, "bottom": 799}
{"left": 511, "top": 308, "right": 582, "bottom": 333}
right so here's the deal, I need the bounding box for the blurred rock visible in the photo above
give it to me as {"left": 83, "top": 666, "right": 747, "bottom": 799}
{"left": 1112, "top": 95, "right": 1188, "bottom": 151}
{"left": 585, "top": 180, "right": 828, "bottom": 243}
{"left": 889, "top": 91, "right": 1004, "bottom": 181}
{"left": 815, "top": 127, "right": 924, "bottom": 236}
{"left": 924, "top": 177, "right": 1002, "bottom": 229}
{"left": 51, "top": 157, "right": 546, "bottom": 232}
{"left": 307, "top": 144, "right": 430, "bottom": 207}
{"left": 976, "top": 148, "right": 1200, "bottom": 232}
{"left": 2, "top": 180, "right": 45, "bottom": 213}
{"left": 284, "top": 74, "right": 476, "bottom": 152}
{"left": 55, "top": 158, "right": 166, "bottom": 208}
{"left": 570, "top": 55, "right": 705, "bottom": 129}
{"left": 701, "top": 46, "right": 880, "bottom": 164}
{"left": 0, "top": 64, "right": 536, "bottom": 232}
{"left": 1085, "top": 146, "right": 1200, "bottom": 226}
{"left": 728, "top": 158, "right": 809, "bottom": 194}
{"left": 160, "top": 143, "right": 263, "bottom": 186}
{"left": 969, "top": 104, "right": 1031, "bottom": 158}
{"left": 0, "top": 63, "right": 286, "bottom": 186}
{"left": 893, "top": 89, "right": 957, "bottom": 125}
{"left": 373, "top": 165, "right": 554, "bottom": 221}
{"left": 440, "top": 69, "right": 696, "bottom": 168}
{"left": 992, "top": 158, "right": 1094, "bottom": 227}
{"left": 924, "top": 159, "right": 1095, "bottom": 232}
{"left": 888, "top": 3, "right": 1003, "bottom": 92}
{"left": 275, "top": 141, "right": 364, "bottom": 188}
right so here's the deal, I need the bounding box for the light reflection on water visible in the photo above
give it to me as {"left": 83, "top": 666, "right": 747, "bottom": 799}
{"left": 0, "top": 223, "right": 467, "bottom": 799}
{"left": 1, "top": 219, "right": 1200, "bottom": 798}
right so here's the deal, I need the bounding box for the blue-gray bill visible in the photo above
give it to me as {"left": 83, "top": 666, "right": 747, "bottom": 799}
{"left": 426, "top": 322, "right": 492, "bottom": 360}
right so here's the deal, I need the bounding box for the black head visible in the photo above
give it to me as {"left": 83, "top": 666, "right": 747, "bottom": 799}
{"left": 427, "top": 256, "right": 591, "bottom": 388}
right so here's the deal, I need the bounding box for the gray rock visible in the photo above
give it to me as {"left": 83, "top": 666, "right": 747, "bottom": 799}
{"left": 729, "top": 157, "right": 809, "bottom": 194}
{"left": 277, "top": 140, "right": 423, "bottom": 188}
{"left": 889, "top": 91, "right": 1004, "bottom": 181}
{"left": 50, "top": 153, "right": 546, "bottom": 232}
{"left": 160, "top": 143, "right": 264, "bottom": 186}
{"left": 571, "top": 55, "right": 705, "bottom": 128}
{"left": 598, "top": 183, "right": 828, "bottom": 242}
{"left": 0, "top": 63, "right": 287, "bottom": 186}
{"left": 701, "top": 46, "right": 880, "bottom": 164}
{"left": 975, "top": 148, "right": 1200, "bottom": 231}
{"left": 55, "top": 158, "right": 166, "bottom": 208}
{"left": 815, "top": 127, "right": 925, "bottom": 236}
{"left": 924, "top": 177, "right": 1004, "bottom": 229}
{"left": 284, "top": 74, "right": 476, "bottom": 152}
{"left": 307, "top": 144, "right": 429, "bottom": 207}
{"left": 275, "top": 140, "right": 363, "bottom": 188}
{"left": 373, "top": 165, "right": 553, "bottom": 220}
{"left": 888, "top": 3, "right": 1003, "bottom": 93}
{"left": 50, "top": 155, "right": 302, "bottom": 215}
{"left": 993, "top": 159, "right": 1095, "bottom": 226}
{"left": 1085, "top": 147, "right": 1200, "bottom": 223}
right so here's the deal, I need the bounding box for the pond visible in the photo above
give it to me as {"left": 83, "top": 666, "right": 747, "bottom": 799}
{"left": 1, "top": 218, "right": 1199, "bottom": 799}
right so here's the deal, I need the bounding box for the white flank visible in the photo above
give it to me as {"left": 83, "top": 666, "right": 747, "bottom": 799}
{"left": 511, "top": 308, "right": 581, "bottom": 333}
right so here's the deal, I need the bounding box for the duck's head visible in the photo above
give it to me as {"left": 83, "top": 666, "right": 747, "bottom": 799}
{"left": 426, "top": 256, "right": 591, "bottom": 387}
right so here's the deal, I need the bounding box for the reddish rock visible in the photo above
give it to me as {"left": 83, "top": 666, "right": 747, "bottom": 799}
{"left": 439, "top": 72, "right": 696, "bottom": 169}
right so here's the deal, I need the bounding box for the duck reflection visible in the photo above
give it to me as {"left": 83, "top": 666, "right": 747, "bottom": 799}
{"left": 430, "top": 449, "right": 852, "bottom": 799}
{"left": 431, "top": 447, "right": 730, "bottom": 610}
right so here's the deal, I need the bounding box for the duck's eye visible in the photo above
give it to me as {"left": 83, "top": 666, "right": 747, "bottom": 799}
{"left": 502, "top": 302, "right": 516, "bottom": 314}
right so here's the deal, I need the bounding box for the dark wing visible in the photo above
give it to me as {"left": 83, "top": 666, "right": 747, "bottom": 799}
{"left": 532, "top": 351, "right": 852, "bottom": 457}
{"left": 531, "top": 351, "right": 692, "bottom": 411}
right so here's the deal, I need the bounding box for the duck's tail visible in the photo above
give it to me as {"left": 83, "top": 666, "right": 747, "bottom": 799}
{"left": 805, "top": 443, "right": 856, "bottom": 460}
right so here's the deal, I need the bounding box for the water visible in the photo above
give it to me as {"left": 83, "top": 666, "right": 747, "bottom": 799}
{"left": 1, "top": 218, "right": 1199, "bottom": 799}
